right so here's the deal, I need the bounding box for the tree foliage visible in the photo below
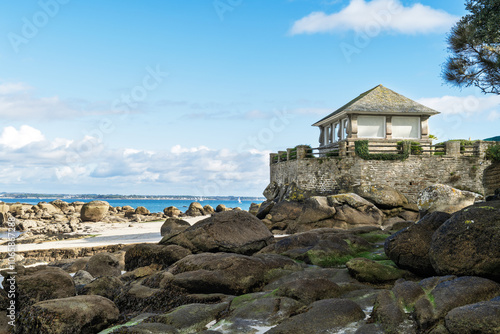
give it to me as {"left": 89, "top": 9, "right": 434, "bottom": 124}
{"left": 443, "top": 0, "right": 500, "bottom": 94}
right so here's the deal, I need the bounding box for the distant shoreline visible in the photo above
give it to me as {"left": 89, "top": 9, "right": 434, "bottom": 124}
{"left": 0, "top": 193, "right": 265, "bottom": 201}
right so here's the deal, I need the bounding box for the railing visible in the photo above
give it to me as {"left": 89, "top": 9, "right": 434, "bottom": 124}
{"left": 270, "top": 140, "right": 500, "bottom": 164}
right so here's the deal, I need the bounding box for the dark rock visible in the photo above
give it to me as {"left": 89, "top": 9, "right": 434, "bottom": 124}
{"left": 111, "top": 322, "right": 180, "bottom": 333}
{"left": 346, "top": 258, "right": 410, "bottom": 284}
{"left": 160, "top": 218, "right": 191, "bottom": 237}
{"left": 256, "top": 200, "right": 275, "bottom": 219}
{"left": 85, "top": 252, "right": 122, "bottom": 277}
{"left": 125, "top": 244, "right": 191, "bottom": 271}
{"left": 384, "top": 212, "right": 451, "bottom": 276}
{"left": 275, "top": 278, "right": 342, "bottom": 305}
{"left": 429, "top": 201, "right": 500, "bottom": 280}
{"left": 266, "top": 299, "right": 365, "bottom": 334}
{"left": 15, "top": 295, "right": 119, "bottom": 334}
{"left": 445, "top": 300, "right": 500, "bottom": 334}
{"left": 248, "top": 202, "right": 261, "bottom": 216}
{"left": 169, "top": 253, "right": 301, "bottom": 295}
{"left": 160, "top": 211, "right": 273, "bottom": 255}
{"left": 371, "top": 289, "right": 406, "bottom": 330}
{"left": 148, "top": 302, "right": 229, "bottom": 333}
{"left": 10, "top": 266, "right": 75, "bottom": 309}
{"left": 72, "top": 270, "right": 94, "bottom": 286}
{"left": 263, "top": 181, "right": 280, "bottom": 201}
{"left": 79, "top": 276, "right": 124, "bottom": 300}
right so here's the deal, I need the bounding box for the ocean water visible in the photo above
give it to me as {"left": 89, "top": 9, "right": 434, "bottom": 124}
{"left": 0, "top": 198, "right": 259, "bottom": 213}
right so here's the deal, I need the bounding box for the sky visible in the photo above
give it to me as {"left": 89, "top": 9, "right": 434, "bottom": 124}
{"left": 0, "top": 0, "right": 498, "bottom": 196}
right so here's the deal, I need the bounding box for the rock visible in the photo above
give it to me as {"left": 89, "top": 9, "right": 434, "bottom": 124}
{"left": 184, "top": 202, "right": 205, "bottom": 217}
{"left": 384, "top": 212, "right": 452, "bottom": 276}
{"left": 486, "top": 187, "right": 500, "bottom": 201}
{"left": 295, "top": 196, "right": 337, "bottom": 225}
{"left": 417, "top": 184, "right": 482, "bottom": 214}
{"left": 79, "top": 276, "right": 124, "bottom": 300}
{"left": 169, "top": 253, "right": 301, "bottom": 295}
{"left": 370, "top": 290, "right": 406, "bottom": 332}
{"left": 248, "top": 203, "right": 261, "bottom": 216}
{"left": 0, "top": 202, "right": 9, "bottom": 214}
{"left": 326, "top": 193, "right": 384, "bottom": 228}
{"left": 445, "top": 300, "right": 500, "bottom": 334}
{"left": 149, "top": 302, "right": 229, "bottom": 333}
{"left": 125, "top": 244, "right": 191, "bottom": 271}
{"left": 122, "top": 205, "right": 134, "bottom": 212}
{"left": 215, "top": 294, "right": 302, "bottom": 332}
{"left": 203, "top": 205, "right": 215, "bottom": 214}
{"left": 135, "top": 206, "right": 150, "bottom": 215}
{"left": 429, "top": 201, "right": 500, "bottom": 280}
{"left": 266, "top": 299, "right": 365, "bottom": 334}
{"left": 346, "top": 257, "right": 410, "bottom": 284}
{"left": 263, "top": 181, "right": 280, "bottom": 201}
{"left": 160, "top": 211, "right": 273, "bottom": 255}
{"left": 275, "top": 278, "right": 342, "bottom": 305}
{"left": 215, "top": 204, "right": 230, "bottom": 212}
{"left": 265, "top": 200, "right": 303, "bottom": 227}
{"left": 72, "top": 270, "right": 94, "bottom": 286}
{"left": 80, "top": 200, "right": 109, "bottom": 222}
{"left": 164, "top": 206, "right": 182, "bottom": 217}
{"left": 36, "top": 202, "right": 61, "bottom": 214}
{"left": 414, "top": 276, "right": 500, "bottom": 330}
{"left": 353, "top": 184, "right": 408, "bottom": 209}
{"left": 256, "top": 200, "right": 275, "bottom": 219}
{"left": 112, "top": 322, "right": 180, "bottom": 333}
{"left": 10, "top": 266, "right": 76, "bottom": 309}
{"left": 85, "top": 252, "right": 122, "bottom": 277}
{"left": 160, "top": 218, "right": 191, "bottom": 237}
{"left": 16, "top": 295, "right": 119, "bottom": 334}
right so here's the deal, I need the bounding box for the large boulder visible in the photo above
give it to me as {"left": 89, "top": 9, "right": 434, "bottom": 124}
{"left": 160, "top": 210, "right": 273, "bottom": 255}
{"left": 429, "top": 201, "right": 500, "bottom": 280}
{"left": 263, "top": 181, "right": 280, "bottom": 201}
{"left": 135, "top": 206, "right": 150, "bottom": 215}
{"left": 85, "top": 252, "right": 122, "bottom": 277}
{"left": 169, "top": 253, "right": 302, "bottom": 295}
{"left": 50, "top": 199, "right": 70, "bottom": 212}
{"left": 35, "top": 202, "right": 61, "bottom": 215}
{"left": 164, "top": 206, "right": 182, "bottom": 217}
{"left": 160, "top": 218, "right": 191, "bottom": 237}
{"left": 353, "top": 184, "right": 408, "bottom": 209}
{"left": 80, "top": 200, "right": 109, "bottom": 222}
{"left": 125, "top": 244, "right": 192, "bottom": 271}
{"left": 266, "top": 299, "right": 365, "bottom": 334}
{"left": 384, "top": 211, "right": 452, "bottom": 276}
{"left": 184, "top": 202, "right": 205, "bottom": 217}
{"left": 16, "top": 295, "right": 119, "bottom": 334}
{"left": 4, "top": 266, "right": 76, "bottom": 309}
{"left": 346, "top": 257, "right": 410, "bottom": 284}
{"left": 417, "top": 184, "right": 481, "bottom": 214}
{"left": 445, "top": 299, "right": 500, "bottom": 334}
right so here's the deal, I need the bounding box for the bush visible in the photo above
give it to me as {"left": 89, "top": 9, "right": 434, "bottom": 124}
{"left": 398, "top": 141, "right": 423, "bottom": 155}
{"left": 486, "top": 144, "right": 500, "bottom": 162}
{"left": 355, "top": 140, "right": 410, "bottom": 161}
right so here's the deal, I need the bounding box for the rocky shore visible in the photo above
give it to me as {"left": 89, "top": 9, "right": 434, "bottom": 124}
{"left": 1, "top": 184, "right": 499, "bottom": 333}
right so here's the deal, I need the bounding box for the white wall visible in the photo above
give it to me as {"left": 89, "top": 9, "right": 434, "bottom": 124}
{"left": 357, "top": 116, "right": 385, "bottom": 138}
{"left": 392, "top": 116, "right": 420, "bottom": 139}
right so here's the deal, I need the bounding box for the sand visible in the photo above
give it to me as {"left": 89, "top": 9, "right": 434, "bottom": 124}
{"left": 0, "top": 215, "right": 209, "bottom": 253}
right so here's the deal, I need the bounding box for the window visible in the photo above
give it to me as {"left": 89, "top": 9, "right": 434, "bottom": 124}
{"left": 392, "top": 116, "right": 420, "bottom": 139}
{"left": 357, "top": 116, "right": 385, "bottom": 138}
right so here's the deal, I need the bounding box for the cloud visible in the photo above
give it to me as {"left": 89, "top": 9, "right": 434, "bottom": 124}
{"left": 290, "top": 0, "right": 458, "bottom": 35}
{"left": 418, "top": 95, "right": 500, "bottom": 115}
{"left": 0, "top": 125, "right": 45, "bottom": 149}
{"left": 0, "top": 126, "right": 269, "bottom": 196}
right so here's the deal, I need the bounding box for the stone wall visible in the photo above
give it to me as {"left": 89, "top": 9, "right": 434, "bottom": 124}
{"left": 271, "top": 155, "right": 493, "bottom": 202}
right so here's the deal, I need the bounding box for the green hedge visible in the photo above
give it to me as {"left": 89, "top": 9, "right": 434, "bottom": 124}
{"left": 355, "top": 140, "right": 410, "bottom": 161}
{"left": 397, "top": 141, "right": 423, "bottom": 155}
{"left": 486, "top": 144, "right": 500, "bottom": 162}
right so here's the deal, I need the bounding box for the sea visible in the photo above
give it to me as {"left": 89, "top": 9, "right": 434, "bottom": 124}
{"left": 0, "top": 198, "right": 260, "bottom": 213}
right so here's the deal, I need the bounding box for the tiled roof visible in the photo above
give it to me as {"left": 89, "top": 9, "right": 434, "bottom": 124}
{"left": 313, "top": 84, "right": 439, "bottom": 126}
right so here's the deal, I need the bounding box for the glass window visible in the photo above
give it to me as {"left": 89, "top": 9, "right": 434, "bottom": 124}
{"left": 357, "top": 116, "right": 385, "bottom": 138}
{"left": 392, "top": 116, "right": 420, "bottom": 139}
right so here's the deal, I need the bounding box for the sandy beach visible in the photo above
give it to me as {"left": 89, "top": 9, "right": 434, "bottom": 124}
{"left": 0, "top": 215, "right": 209, "bottom": 253}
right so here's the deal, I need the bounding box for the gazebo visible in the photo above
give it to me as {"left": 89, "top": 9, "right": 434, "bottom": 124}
{"left": 312, "top": 85, "right": 439, "bottom": 150}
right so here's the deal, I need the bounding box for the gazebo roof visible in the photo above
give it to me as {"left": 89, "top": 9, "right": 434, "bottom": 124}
{"left": 312, "top": 84, "right": 439, "bottom": 127}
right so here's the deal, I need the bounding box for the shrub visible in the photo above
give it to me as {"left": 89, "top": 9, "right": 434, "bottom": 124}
{"left": 398, "top": 141, "right": 423, "bottom": 155}
{"left": 355, "top": 140, "right": 410, "bottom": 161}
{"left": 486, "top": 144, "right": 500, "bottom": 162}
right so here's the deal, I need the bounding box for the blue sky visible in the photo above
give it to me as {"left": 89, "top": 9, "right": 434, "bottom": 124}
{"left": 0, "top": 0, "right": 498, "bottom": 196}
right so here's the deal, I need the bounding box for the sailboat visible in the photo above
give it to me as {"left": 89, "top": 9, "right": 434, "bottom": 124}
{"left": 238, "top": 197, "right": 242, "bottom": 204}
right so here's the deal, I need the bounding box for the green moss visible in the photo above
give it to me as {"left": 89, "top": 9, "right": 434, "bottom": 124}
{"left": 358, "top": 231, "right": 391, "bottom": 243}
{"left": 307, "top": 250, "right": 355, "bottom": 267}
{"left": 356, "top": 251, "right": 389, "bottom": 261}
{"left": 427, "top": 292, "right": 436, "bottom": 308}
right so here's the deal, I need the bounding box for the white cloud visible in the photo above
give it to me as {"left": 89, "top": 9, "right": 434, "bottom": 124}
{"left": 0, "top": 82, "right": 31, "bottom": 95}
{"left": 290, "top": 0, "right": 458, "bottom": 35}
{"left": 0, "top": 125, "right": 45, "bottom": 149}
{"left": 418, "top": 95, "right": 500, "bottom": 115}
{"left": 0, "top": 126, "right": 270, "bottom": 196}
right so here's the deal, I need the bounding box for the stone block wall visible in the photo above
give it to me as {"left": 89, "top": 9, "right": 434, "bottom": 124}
{"left": 270, "top": 156, "right": 493, "bottom": 202}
